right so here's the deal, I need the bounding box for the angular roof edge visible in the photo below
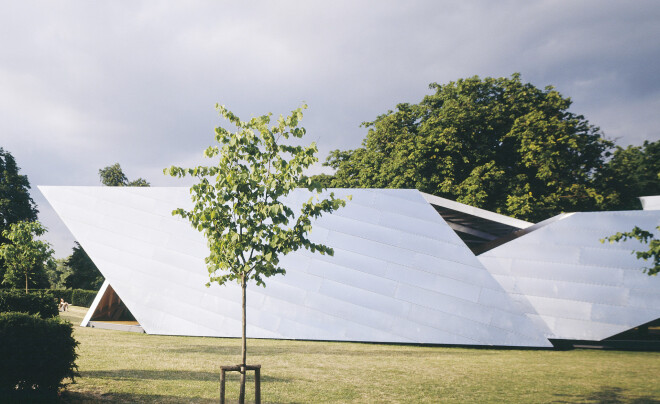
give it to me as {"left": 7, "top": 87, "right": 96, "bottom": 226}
{"left": 420, "top": 192, "right": 533, "bottom": 229}
{"left": 472, "top": 213, "right": 574, "bottom": 255}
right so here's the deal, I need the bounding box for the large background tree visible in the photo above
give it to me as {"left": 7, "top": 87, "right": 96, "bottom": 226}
{"left": 165, "top": 104, "right": 348, "bottom": 403}
{"left": 324, "top": 74, "right": 615, "bottom": 222}
{"left": 596, "top": 140, "right": 660, "bottom": 210}
{"left": 0, "top": 148, "right": 39, "bottom": 287}
{"left": 64, "top": 242, "right": 104, "bottom": 290}
{"left": 99, "top": 163, "right": 150, "bottom": 187}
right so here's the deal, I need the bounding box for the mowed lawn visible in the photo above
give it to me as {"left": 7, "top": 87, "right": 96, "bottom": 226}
{"left": 59, "top": 306, "right": 660, "bottom": 403}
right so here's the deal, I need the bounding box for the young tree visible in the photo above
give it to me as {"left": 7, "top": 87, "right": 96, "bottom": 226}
{"left": 0, "top": 148, "right": 39, "bottom": 286}
{"left": 325, "top": 74, "right": 613, "bottom": 222}
{"left": 603, "top": 226, "right": 660, "bottom": 276}
{"left": 0, "top": 221, "right": 55, "bottom": 293}
{"left": 165, "top": 104, "right": 348, "bottom": 402}
{"left": 64, "top": 242, "right": 104, "bottom": 290}
{"left": 99, "top": 163, "right": 150, "bottom": 187}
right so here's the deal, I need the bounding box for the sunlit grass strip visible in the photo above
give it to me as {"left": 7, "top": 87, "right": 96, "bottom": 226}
{"left": 60, "top": 306, "right": 660, "bottom": 403}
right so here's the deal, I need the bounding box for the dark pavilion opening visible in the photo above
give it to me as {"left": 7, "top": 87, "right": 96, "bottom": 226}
{"left": 550, "top": 318, "right": 660, "bottom": 351}
{"left": 86, "top": 284, "right": 143, "bottom": 333}
{"left": 90, "top": 284, "right": 136, "bottom": 322}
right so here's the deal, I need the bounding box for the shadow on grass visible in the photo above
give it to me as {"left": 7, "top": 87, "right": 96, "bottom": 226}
{"left": 553, "top": 387, "right": 660, "bottom": 403}
{"left": 82, "top": 369, "right": 285, "bottom": 383}
{"left": 161, "top": 345, "right": 240, "bottom": 355}
{"left": 60, "top": 390, "right": 218, "bottom": 403}
{"left": 0, "top": 390, "right": 59, "bottom": 404}
{"left": 243, "top": 343, "right": 501, "bottom": 357}
{"left": 61, "top": 386, "right": 292, "bottom": 404}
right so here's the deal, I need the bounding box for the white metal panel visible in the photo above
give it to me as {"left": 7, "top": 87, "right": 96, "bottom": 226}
{"left": 640, "top": 195, "right": 660, "bottom": 210}
{"left": 40, "top": 186, "right": 551, "bottom": 347}
{"left": 480, "top": 210, "right": 660, "bottom": 341}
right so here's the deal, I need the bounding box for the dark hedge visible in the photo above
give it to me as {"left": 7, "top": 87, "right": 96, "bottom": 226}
{"left": 0, "top": 312, "right": 79, "bottom": 394}
{"left": 30, "top": 289, "right": 98, "bottom": 308}
{"left": 42, "top": 288, "right": 74, "bottom": 303}
{"left": 0, "top": 290, "right": 58, "bottom": 318}
{"left": 71, "top": 289, "right": 96, "bottom": 307}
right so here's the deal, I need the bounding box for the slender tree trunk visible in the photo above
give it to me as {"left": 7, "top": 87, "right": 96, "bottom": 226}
{"left": 239, "top": 273, "right": 247, "bottom": 404}
{"left": 25, "top": 272, "right": 28, "bottom": 293}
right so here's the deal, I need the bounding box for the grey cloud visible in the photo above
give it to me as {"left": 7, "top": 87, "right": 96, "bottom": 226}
{"left": 1, "top": 0, "right": 659, "bottom": 256}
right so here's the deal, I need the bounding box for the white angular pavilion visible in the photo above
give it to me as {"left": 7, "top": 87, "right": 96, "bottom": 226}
{"left": 40, "top": 186, "right": 660, "bottom": 348}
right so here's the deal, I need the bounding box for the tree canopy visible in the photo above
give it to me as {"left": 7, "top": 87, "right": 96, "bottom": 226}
{"left": 64, "top": 242, "right": 104, "bottom": 290}
{"left": 0, "top": 221, "right": 54, "bottom": 292}
{"left": 165, "top": 104, "right": 348, "bottom": 402}
{"left": 596, "top": 140, "right": 660, "bottom": 210}
{"left": 0, "top": 148, "right": 39, "bottom": 287}
{"left": 324, "top": 74, "right": 616, "bottom": 222}
{"left": 46, "top": 258, "right": 71, "bottom": 289}
{"left": 99, "top": 163, "right": 150, "bottom": 187}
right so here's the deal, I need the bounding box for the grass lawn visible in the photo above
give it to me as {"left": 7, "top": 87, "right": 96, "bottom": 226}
{"left": 58, "top": 306, "right": 660, "bottom": 403}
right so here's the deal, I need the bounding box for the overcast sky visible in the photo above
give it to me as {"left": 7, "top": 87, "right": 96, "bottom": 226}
{"left": 2, "top": 1, "right": 660, "bottom": 257}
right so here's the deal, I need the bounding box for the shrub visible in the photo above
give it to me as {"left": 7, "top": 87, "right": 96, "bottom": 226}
{"left": 0, "top": 290, "right": 58, "bottom": 318}
{"left": 46, "top": 288, "right": 74, "bottom": 303}
{"left": 32, "top": 289, "right": 73, "bottom": 303}
{"left": 30, "top": 288, "right": 98, "bottom": 308}
{"left": 71, "top": 289, "right": 97, "bottom": 307}
{"left": 0, "top": 312, "right": 78, "bottom": 394}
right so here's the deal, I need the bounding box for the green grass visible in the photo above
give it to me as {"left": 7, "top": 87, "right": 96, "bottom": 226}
{"left": 58, "top": 306, "right": 660, "bottom": 403}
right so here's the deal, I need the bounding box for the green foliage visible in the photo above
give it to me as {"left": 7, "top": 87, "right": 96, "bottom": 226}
{"left": 127, "top": 178, "right": 150, "bottom": 186}
{"left": 46, "top": 258, "right": 71, "bottom": 289}
{"left": 64, "top": 242, "right": 104, "bottom": 290}
{"left": 596, "top": 140, "right": 660, "bottom": 210}
{"left": 29, "top": 289, "right": 97, "bottom": 307}
{"left": 99, "top": 163, "right": 150, "bottom": 187}
{"left": 0, "top": 221, "right": 55, "bottom": 292}
{"left": 0, "top": 148, "right": 38, "bottom": 229}
{"left": 0, "top": 312, "right": 78, "bottom": 394}
{"left": 307, "top": 173, "right": 335, "bottom": 189}
{"left": 38, "top": 288, "right": 73, "bottom": 304}
{"left": 602, "top": 226, "right": 660, "bottom": 275}
{"left": 165, "top": 104, "right": 349, "bottom": 400}
{"left": 165, "top": 104, "right": 349, "bottom": 288}
{"left": 325, "top": 74, "right": 613, "bottom": 222}
{"left": 0, "top": 289, "right": 59, "bottom": 318}
{"left": 71, "top": 289, "right": 97, "bottom": 307}
{"left": 10, "top": 260, "right": 51, "bottom": 290}
{"left": 0, "top": 148, "right": 39, "bottom": 286}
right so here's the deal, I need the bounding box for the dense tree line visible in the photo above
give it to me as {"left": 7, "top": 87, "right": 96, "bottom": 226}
{"left": 0, "top": 148, "right": 47, "bottom": 289}
{"left": 319, "top": 74, "right": 660, "bottom": 222}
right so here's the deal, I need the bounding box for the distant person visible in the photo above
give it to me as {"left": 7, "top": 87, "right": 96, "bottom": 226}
{"left": 59, "top": 298, "right": 69, "bottom": 312}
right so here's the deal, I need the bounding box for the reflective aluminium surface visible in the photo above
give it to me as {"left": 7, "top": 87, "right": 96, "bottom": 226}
{"left": 40, "top": 187, "right": 551, "bottom": 347}
{"left": 640, "top": 196, "right": 660, "bottom": 210}
{"left": 479, "top": 210, "right": 660, "bottom": 341}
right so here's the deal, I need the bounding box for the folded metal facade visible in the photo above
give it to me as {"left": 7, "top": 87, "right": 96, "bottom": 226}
{"left": 40, "top": 186, "right": 660, "bottom": 347}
